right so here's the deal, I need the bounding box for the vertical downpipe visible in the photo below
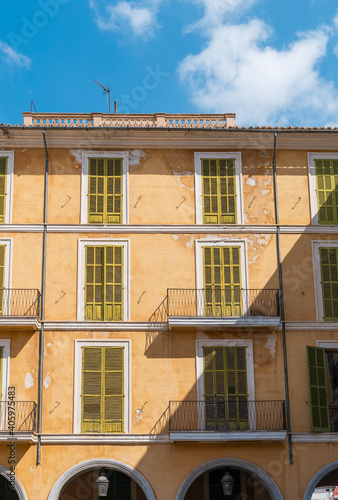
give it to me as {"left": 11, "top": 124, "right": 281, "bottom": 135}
{"left": 37, "top": 129, "right": 48, "bottom": 465}
{"left": 272, "top": 132, "right": 293, "bottom": 464}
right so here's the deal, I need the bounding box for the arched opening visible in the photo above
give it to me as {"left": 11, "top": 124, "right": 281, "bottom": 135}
{"left": 0, "top": 474, "right": 20, "bottom": 500}
{"left": 60, "top": 468, "right": 147, "bottom": 500}
{"left": 176, "top": 459, "right": 283, "bottom": 500}
{"left": 47, "top": 459, "right": 156, "bottom": 500}
{"left": 304, "top": 461, "right": 338, "bottom": 500}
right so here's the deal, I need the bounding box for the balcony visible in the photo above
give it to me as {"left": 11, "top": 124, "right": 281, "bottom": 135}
{"left": 154, "top": 288, "right": 280, "bottom": 329}
{"left": 0, "top": 401, "right": 37, "bottom": 443}
{"left": 0, "top": 289, "right": 41, "bottom": 330}
{"left": 169, "top": 399, "right": 287, "bottom": 442}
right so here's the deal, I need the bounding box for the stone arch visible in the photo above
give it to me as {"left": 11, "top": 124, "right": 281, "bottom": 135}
{"left": 0, "top": 464, "right": 28, "bottom": 500}
{"left": 47, "top": 458, "right": 155, "bottom": 500}
{"left": 303, "top": 460, "right": 338, "bottom": 500}
{"left": 176, "top": 458, "right": 284, "bottom": 500}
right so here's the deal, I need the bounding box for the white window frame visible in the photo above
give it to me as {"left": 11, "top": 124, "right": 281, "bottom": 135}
{"left": 81, "top": 151, "right": 129, "bottom": 224}
{"left": 0, "top": 151, "right": 14, "bottom": 224}
{"left": 312, "top": 241, "right": 338, "bottom": 322}
{"left": 0, "top": 340, "right": 11, "bottom": 430}
{"left": 194, "top": 152, "right": 243, "bottom": 225}
{"left": 77, "top": 239, "right": 130, "bottom": 321}
{"left": 308, "top": 153, "right": 338, "bottom": 225}
{"left": 196, "top": 339, "right": 255, "bottom": 429}
{"left": 73, "top": 339, "right": 131, "bottom": 434}
{"left": 195, "top": 239, "right": 249, "bottom": 315}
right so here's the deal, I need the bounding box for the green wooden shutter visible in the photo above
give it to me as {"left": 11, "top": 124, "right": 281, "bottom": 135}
{"left": 307, "top": 346, "right": 330, "bottom": 432}
{"left": 203, "top": 246, "right": 242, "bottom": 316}
{"left": 203, "top": 346, "right": 248, "bottom": 430}
{"left": 315, "top": 159, "right": 338, "bottom": 224}
{"left": 0, "top": 158, "right": 7, "bottom": 224}
{"left": 88, "top": 158, "right": 123, "bottom": 224}
{"left": 319, "top": 247, "right": 338, "bottom": 320}
{"left": 85, "top": 246, "right": 123, "bottom": 321}
{"left": 0, "top": 245, "right": 6, "bottom": 316}
{"left": 81, "top": 346, "right": 124, "bottom": 433}
{"left": 202, "top": 159, "right": 236, "bottom": 224}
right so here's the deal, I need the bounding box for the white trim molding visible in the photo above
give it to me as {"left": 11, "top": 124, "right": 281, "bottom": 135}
{"left": 81, "top": 151, "right": 129, "bottom": 225}
{"left": 47, "top": 458, "right": 155, "bottom": 500}
{"left": 303, "top": 460, "right": 338, "bottom": 500}
{"left": 0, "top": 151, "right": 14, "bottom": 224}
{"left": 312, "top": 240, "right": 338, "bottom": 322}
{"left": 73, "top": 339, "right": 131, "bottom": 434}
{"left": 308, "top": 153, "right": 338, "bottom": 225}
{"left": 194, "top": 152, "right": 244, "bottom": 225}
{"left": 77, "top": 238, "right": 130, "bottom": 321}
{"left": 170, "top": 431, "right": 287, "bottom": 442}
{"left": 0, "top": 464, "right": 28, "bottom": 500}
{"left": 40, "top": 433, "right": 170, "bottom": 444}
{"left": 0, "top": 340, "right": 10, "bottom": 429}
{"left": 175, "top": 458, "right": 284, "bottom": 500}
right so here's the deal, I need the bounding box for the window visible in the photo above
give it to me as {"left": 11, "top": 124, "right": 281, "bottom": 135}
{"left": 78, "top": 240, "right": 129, "bottom": 321}
{"left": 308, "top": 153, "right": 338, "bottom": 225}
{"left": 312, "top": 241, "right": 338, "bottom": 322}
{"left": 195, "top": 153, "right": 243, "bottom": 225}
{"left": 0, "top": 152, "right": 14, "bottom": 224}
{"left": 81, "top": 152, "right": 129, "bottom": 224}
{"left": 307, "top": 343, "right": 338, "bottom": 432}
{"left": 196, "top": 240, "right": 248, "bottom": 317}
{"left": 196, "top": 340, "right": 255, "bottom": 430}
{"left": 74, "top": 340, "right": 130, "bottom": 434}
{"left": 204, "top": 346, "right": 248, "bottom": 430}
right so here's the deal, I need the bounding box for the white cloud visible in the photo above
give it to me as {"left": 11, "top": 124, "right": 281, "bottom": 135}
{"left": 179, "top": 19, "right": 338, "bottom": 126}
{"left": 0, "top": 41, "right": 31, "bottom": 68}
{"left": 90, "top": 0, "right": 162, "bottom": 37}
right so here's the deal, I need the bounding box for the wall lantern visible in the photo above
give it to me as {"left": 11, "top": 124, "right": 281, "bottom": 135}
{"left": 220, "top": 470, "right": 235, "bottom": 496}
{"left": 96, "top": 469, "right": 110, "bottom": 497}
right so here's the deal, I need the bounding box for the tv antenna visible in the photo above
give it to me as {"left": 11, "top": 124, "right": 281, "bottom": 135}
{"left": 94, "top": 80, "right": 113, "bottom": 114}
{"left": 30, "top": 100, "right": 37, "bottom": 113}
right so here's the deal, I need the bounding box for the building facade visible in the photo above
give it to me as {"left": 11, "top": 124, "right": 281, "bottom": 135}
{"left": 0, "top": 112, "right": 336, "bottom": 499}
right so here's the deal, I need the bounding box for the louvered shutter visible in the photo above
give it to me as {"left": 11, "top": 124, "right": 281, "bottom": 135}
{"left": 307, "top": 346, "right": 330, "bottom": 432}
{"left": 319, "top": 247, "right": 338, "bottom": 320}
{"left": 88, "top": 158, "right": 123, "bottom": 224}
{"left": 85, "top": 246, "right": 123, "bottom": 321}
{"left": 202, "top": 159, "right": 236, "bottom": 224}
{"left": 81, "top": 346, "right": 124, "bottom": 433}
{"left": 0, "top": 246, "right": 6, "bottom": 316}
{"left": 315, "top": 159, "right": 338, "bottom": 224}
{"left": 82, "top": 347, "right": 102, "bottom": 432}
{"left": 203, "top": 246, "right": 242, "bottom": 317}
{"left": 203, "top": 347, "right": 248, "bottom": 430}
{"left": 104, "top": 347, "right": 124, "bottom": 432}
{"left": 0, "top": 158, "right": 7, "bottom": 224}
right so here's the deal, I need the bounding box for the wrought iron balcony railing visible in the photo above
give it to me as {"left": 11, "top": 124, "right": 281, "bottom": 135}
{"left": 0, "top": 289, "right": 41, "bottom": 317}
{"left": 167, "top": 288, "right": 280, "bottom": 318}
{"left": 0, "top": 401, "right": 37, "bottom": 432}
{"left": 169, "top": 399, "right": 286, "bottom": 432}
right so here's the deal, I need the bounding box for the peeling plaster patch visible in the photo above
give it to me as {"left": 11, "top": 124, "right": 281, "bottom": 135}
{"left": 129, "top": 150, "right": 146, "bottom": 169}
{"left": 44, "top": 372, "right": 52, "bottom": 389}
{"left": 173, "top": 171, "right": 194, "bottom": 190}
{"left": 70, "top": 149, "right": 83, "bottom": 164}
{"left": 185, "top": 236, "right": 195, "bottom": 249}
{"left": 21, "top": 149, "right": 28, "bottom": 153}
{"left": 264, "top": 177, "right": 272, "bottom": 185}
{"left": 244, "top": 213, "right": 249, "bottom": 223}
{"left": 261, "top": 189, "right": 270, "bottom": 195}
{"left": 246, "top": 177, "right": 256, "bottom": 186}
{"left": 259, "top": 151, "right": 270, "bottom": 159}
{"left": 172, "top": 235, "right": 179, "bottom": 240}
{"left": 25, "top": 373, "right": 34, "bottom": 389}
{"left": 47, "top": 342, "right": 53, "bottom": 347}
{"left": 254, "top": 363, "right": 259, "bottom": 369}
{"left": 263, "top": 208, "right": 271, "bottom": 215}
{"left": 248, "top": 234, "right": 272, "bottom": 264}
{"left": 265, "top": 335, "right": 277, "bottom": 357}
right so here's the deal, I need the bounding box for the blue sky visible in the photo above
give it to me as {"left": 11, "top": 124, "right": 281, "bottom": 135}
{"left": 1, "top": 0, "right": 338, "bottom": 127}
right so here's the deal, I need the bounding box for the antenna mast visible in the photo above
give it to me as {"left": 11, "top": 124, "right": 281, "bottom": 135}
{"left": 94, "top": 80, "right": 111, "bottom": 114}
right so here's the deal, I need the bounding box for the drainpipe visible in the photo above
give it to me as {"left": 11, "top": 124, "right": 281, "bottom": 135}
{"left": 272, "top": 132, "right": 293, "bottom": 465}
{"left": 37, "top": 129, "right": 48, "bottom": 465}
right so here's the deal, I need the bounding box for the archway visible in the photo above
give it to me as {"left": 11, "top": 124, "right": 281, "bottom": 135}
{"left": 47, "top": 459, "right": 155, "bottom": 500}
{"left": 303, "top": 461, "right": 338, "bottom": 500}
{"left": 176, "top": 458, "right": 284, "bottom": 500}
{"left": 0, "top": 465, "right": 28, "bottom": 500}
